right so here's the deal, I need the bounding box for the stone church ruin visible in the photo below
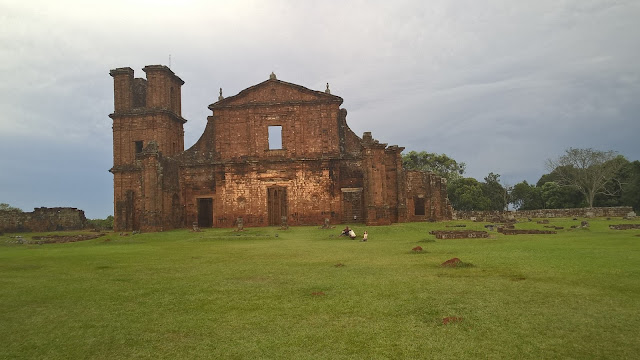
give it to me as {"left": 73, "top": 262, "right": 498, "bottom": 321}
{"left": 109, "top": 65, "right": 452, "bottom": 231}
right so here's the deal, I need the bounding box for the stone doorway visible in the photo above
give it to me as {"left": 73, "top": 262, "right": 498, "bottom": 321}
{"left": 267, "top": 187, "right": 287, "bottom": 226}
{"left": 197, "top": 198, "right": 213, "bottom": 228}
{"left": 122, "top": 190, "right": 136, "bottom": 231}
{"left": 341, "top": 188, "right": 363, "bottom": 223}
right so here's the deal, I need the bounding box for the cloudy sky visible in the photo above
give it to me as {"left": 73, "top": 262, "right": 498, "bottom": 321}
{"left": 1, "top": 0, "right": 639, "bottom": 218}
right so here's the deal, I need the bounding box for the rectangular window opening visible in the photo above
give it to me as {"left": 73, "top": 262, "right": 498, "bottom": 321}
{"left": 268, "top": 126, "right": 282, "bottom": 150}
{"left": 135, "top": 141, "right": 144, "bottom": 154}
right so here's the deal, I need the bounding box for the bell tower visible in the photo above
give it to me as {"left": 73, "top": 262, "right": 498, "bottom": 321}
{"left": 109, "top": 65, "right": 186, "bottom": 167}
{"left": 109, "top": 65, "right": 187, "bottom": 231}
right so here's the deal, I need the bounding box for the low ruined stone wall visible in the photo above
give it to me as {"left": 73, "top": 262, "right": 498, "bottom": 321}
{"left": 454, "top": 207, "right": 634, "bottom": 222}
{"left": 429, "top": 230, "right": 489, "bottom": 239}
{"left": 0, "top": 207, "right": 88, "bottom": 233}
{"left": 609, "top": 224, "right": 640, "bottom": 230}
{"left": 497, "top": 228, "right": 557, "bottom": 235}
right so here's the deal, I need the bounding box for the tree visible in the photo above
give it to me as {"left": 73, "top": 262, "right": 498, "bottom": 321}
{"left": 540, "top": 182, "right": 586, "bottom": 209}
{"left": 546, "top": 148, "right": 627, "bottom": 208}
{"left": 482, "top": 172, "right": 508, "bottom": 210}
{"left": 0, "top": 203, "right": 22, "bottom": 212}
{"left": 402, "top": 151, "right": 466, "bottom": 182}
{"left": 447, "top": 178, "right": 491, "bottom": 211}
{"left": 619, "top": 160, "right": 640, "bottom": 211}
{"left": 510, "top": 181, "right": 544, "bottom": 210}
{"left": 536, "top": 170, "right": 584, "bottom": 208}
{"left": 592, "top": 159, "right": 627, "bottom": 207}
{"left": 87, "top": 215, "right": 114, "bottom": 230}
{"left": 598, "top": 159, "right": 640, "bottom": 211}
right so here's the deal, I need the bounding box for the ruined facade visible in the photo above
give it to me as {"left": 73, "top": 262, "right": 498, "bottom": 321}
{"left": 0, "top": 207, "right": 88, "bottom": 233}
{"left": 109, "top": 65, "right": 452, "bottom": 231}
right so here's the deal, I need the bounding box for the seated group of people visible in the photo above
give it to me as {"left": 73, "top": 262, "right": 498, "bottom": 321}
{"left": 340, "top": 226, "right": 368, "bottom": 241}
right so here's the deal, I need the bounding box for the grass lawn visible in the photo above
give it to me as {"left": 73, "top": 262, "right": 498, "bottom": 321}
{"left": 1, "top": 218, "right": 639, "bottom": 359}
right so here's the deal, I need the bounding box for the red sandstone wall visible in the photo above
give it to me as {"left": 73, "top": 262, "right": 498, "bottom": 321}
{"left": 110, "top": 66, "right": 186, "bottom": 231}
{"left": 179, "top": 160, "right": 341, "bottom": 228}
{"left": 112, "top": 114, "right": 184, "bottom": 166}
{"left": 405, "top": 170, "right": 453, "bottom": 222}
{"left": 210, "top": 80, "right": 343, "bottom": 161}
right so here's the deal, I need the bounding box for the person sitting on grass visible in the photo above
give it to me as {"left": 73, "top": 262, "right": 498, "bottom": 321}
{"left": 348, "top": 228, "right": 357, "bottom": 239}
{"left": 340, "top": 226, "right": 350, "bottom": 237}
{"left": 362, "top": 231, "right": 368, "bottom": 242}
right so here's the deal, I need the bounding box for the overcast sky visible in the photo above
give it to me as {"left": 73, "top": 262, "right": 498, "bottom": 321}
{"left": 1, "top": 0, "right": 639, "bottom": 219}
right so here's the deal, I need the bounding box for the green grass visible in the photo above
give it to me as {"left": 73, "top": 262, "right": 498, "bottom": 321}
{"left": 1, "top": 218, "right": 640, "bottom": 359}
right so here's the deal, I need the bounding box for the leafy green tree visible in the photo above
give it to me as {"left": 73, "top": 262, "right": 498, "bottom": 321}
{"left": 620, "top": 160, "right": 640, "bottom": 211}
{"left": 510, "top": 181, "right": 544, "bottom": 210}
{"left": 87, "top": 216, "right": 114, "bottom": 230}
{"left": 482, "top": 172, "right": 508, "bottom": 210}
{"left": 447, "top": 178, "right": 491, "bottom": 211}
{"left": 536, "top": 169, "right": 584, "bottom": 208}
{"left": 594, "top": 159, "right": 640, "bottom": 211}
{"left": 540, "top": 182, "right": 586, "bottom": 209}
{"left": 546, "top": 148, "right": 627, "bottom": 207}
{"left": 0, "top": 203, "right": 22, "bottom": 212}
{"left": 402, "top": 151, "right": 466, "bottom": 182}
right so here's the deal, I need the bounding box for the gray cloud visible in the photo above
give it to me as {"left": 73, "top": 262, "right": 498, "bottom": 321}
{"left": 1, "top": 0, "right": 639, "bottom": 217}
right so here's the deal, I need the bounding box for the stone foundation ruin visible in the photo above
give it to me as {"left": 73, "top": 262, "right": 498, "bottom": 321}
{"left": 497, "top": 228, "right": 557, "bottom": 235}
{"left": 609, "top": 224, "right": 640, "bottom": 230}
{"left": 0, "top": 207, "right": 88, "bottom": 233}
{"left": 429, "top": 230, "right": 489, "bottom": 239}
{"left": 455, "top": 207, "right": 633, "bottom": 222}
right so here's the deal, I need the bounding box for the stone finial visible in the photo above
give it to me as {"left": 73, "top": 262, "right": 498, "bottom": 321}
{"left": 325, "top": 83, "right": 331, "bottom": 94}
{"left": 218, "top": 88, "right": 224, "bottom": 101}
{"left": 270, "top": 72, "right": 277, "bottom": 80}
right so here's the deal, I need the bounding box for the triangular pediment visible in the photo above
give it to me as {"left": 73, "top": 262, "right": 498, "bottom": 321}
{"left": 210, "top": 78, "right": 343, "bottom": 109}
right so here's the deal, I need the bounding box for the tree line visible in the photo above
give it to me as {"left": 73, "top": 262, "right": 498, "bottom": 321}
{"left": 403, "top": 148, "right": 640, "bottom": 212}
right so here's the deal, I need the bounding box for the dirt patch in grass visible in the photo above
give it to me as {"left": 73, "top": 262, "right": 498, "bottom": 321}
{"left": 441, "top": 258, "right": 474, "bottom": 268}
{"left": 30, "top": 233, "right": 105, "bottom": 244}
{"left": 311, "top": 291, "right": 325, "bottom": 296}
{"left": 442, "top": 316, "right": 463, "bottom": 325}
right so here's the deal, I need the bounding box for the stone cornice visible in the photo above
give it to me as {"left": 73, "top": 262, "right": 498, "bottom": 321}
{"left": 209, "top": 78, "right": 343, "bottom": 110}
{"left": 109, "top": 67, "right": 134, "bottom": 77}
{"left": 176, "top": 154, "right": 361, "bottom": 168}
{"left": 142, "top": 65, "right": 185, "bottom": 85}
{"left": 109, "top": 109, "right": 187, "bottom": 124}
{"left": 109, "top": 165, "right": 142, "bottom": 173}
{"left": 211, "top": 99, "right": 342, "bottom": 110}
